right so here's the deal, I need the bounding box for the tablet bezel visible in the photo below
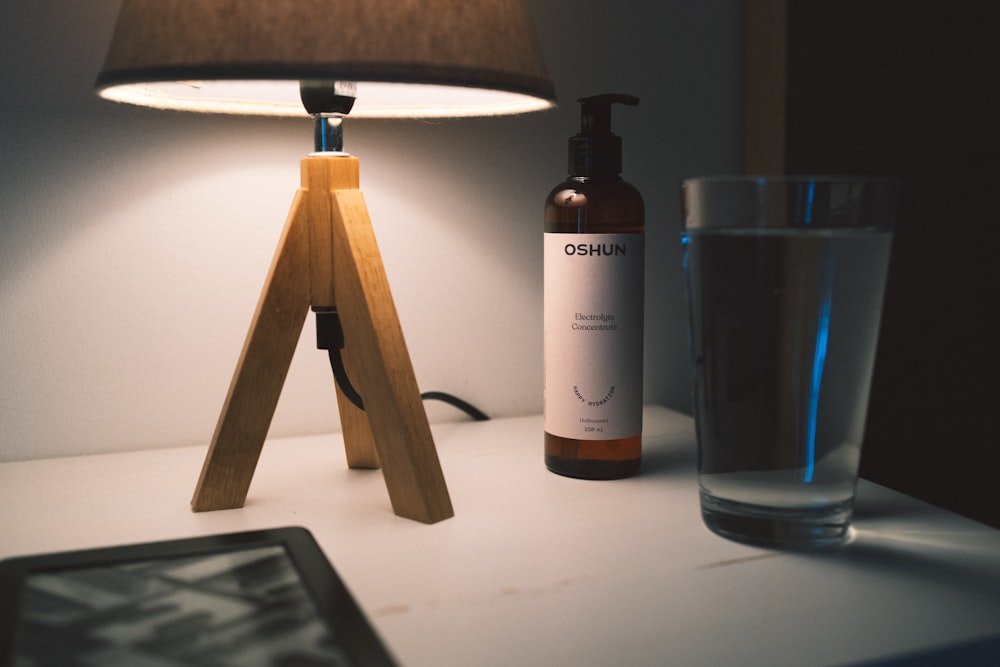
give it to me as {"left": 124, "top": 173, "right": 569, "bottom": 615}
{"left": 0, "top": 526, "right": 396, "bottom": 666}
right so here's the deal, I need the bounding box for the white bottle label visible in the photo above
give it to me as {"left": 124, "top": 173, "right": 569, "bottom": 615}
{"left": 544, "top": 232, "right": 644, "bottom": 440}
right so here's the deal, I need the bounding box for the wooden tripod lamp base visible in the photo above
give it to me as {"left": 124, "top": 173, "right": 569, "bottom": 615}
{"left": 191, "top": 154, "right": 454, "bottom": 524}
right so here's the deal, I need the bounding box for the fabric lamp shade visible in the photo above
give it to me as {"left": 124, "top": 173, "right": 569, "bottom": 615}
{"left": 95, "top": 0, "right": 556, "bottom": 118}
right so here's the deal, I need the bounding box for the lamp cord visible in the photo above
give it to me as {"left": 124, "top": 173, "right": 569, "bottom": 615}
{"left": 419, "top": 391, "right": 491, "bottom": 422}
{"left": 314, "top": 309, "right": 490, "bottom": 421}
{"left": 315, "top": 309, "right": 366, "bottom": 410}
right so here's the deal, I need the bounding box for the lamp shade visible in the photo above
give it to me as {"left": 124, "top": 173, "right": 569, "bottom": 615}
{"left": 95, "top": 0, "right": 556, "bottom": 118}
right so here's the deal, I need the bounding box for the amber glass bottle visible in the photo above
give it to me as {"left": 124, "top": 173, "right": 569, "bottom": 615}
{"left": 544, "top": 94, "right": 644, "bottom": 479}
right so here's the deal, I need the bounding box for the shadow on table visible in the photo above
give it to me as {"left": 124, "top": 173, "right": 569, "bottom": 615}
{"left": 824, "top": 511, "right": 1000, "bottom": 601}
{"left": 840, "top": 633, "right": 1000, "bottom": 666}
{"left": 813, "top": 505, "right": 1000, "bottom": 667}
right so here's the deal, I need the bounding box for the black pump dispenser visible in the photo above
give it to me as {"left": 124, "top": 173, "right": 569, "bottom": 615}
{"left": 569, "top": 94, "right": 639, "bottom": 178}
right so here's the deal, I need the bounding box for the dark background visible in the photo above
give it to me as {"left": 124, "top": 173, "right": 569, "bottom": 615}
{"left": 745, "top": 0, "right": 1000, "bottom": 527}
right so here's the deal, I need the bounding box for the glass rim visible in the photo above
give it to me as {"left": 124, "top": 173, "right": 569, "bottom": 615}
{"left": 683, "top": 175, "right": 900, "bottom": 186}
{"left": 681, "top": 174, "right": 900, "bottom": 232}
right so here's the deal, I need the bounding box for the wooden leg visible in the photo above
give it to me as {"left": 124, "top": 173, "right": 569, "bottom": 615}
{"left": 304, "top": 158, "right": 381, "bottom": 471}
{"left": 335, "top": 356, "right": 381, "bottom": 469}
{"left": 191, "top": 191, "right": 311, "bottom": 511}
{"left": 330, "top": 187, "right": 454, "bottom": 524}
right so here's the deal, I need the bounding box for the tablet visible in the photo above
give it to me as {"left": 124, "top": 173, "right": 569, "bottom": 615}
{"left": 0, "top": 527, "right": 396, "bottom": 666}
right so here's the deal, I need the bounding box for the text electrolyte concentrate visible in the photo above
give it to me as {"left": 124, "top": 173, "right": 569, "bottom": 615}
{"left": 544, "top": 231, "right": 644, "bottom": 440}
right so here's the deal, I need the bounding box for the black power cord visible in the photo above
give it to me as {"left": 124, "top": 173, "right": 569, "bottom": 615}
{"left": 314, "top": 308, "right": 366, "bottom": 410}
{"left": 314, "top": 309, "right": 490, "bottom": 421}
{"left": 419, "top": 391, "right": 490, "bottom": 422}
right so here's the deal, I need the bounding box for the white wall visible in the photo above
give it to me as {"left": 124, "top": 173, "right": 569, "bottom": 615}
{"left": 0, "top": 0, "right": 742, "bottom": 461}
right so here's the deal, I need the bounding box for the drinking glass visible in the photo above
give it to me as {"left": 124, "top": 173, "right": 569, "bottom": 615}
{"left": 681, "top": 176, "right": 898, "bottom": 548}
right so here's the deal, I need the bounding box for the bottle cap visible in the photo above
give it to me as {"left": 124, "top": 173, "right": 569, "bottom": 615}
{"left": 569, "top": 93, "right": 639, "bottom": 177}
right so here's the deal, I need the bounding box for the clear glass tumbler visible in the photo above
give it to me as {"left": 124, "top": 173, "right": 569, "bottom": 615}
{"left": 681, "top": 176, "right": 899, "bottom": 548}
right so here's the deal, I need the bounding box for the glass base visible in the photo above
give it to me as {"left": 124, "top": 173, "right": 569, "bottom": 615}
{"left": 700, "top": 491, "right": 854, "bottom": 550}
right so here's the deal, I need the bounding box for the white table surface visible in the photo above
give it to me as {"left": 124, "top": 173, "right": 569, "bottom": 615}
{"left": 2, "top": 406, "right": 999, "bottom": 666}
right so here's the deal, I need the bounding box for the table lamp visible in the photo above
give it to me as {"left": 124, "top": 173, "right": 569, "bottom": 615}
{"left": 95, "top": 0, "right": 556, "bottom": 524}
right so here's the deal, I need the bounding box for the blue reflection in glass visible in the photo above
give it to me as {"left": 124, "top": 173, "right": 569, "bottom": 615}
{"left": 804, "top": 290, "right": 831, "bottom": 483}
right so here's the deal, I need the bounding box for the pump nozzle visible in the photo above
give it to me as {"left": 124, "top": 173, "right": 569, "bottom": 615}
{"left": 569, "top": 93, "right": 639, "bottom": 178}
